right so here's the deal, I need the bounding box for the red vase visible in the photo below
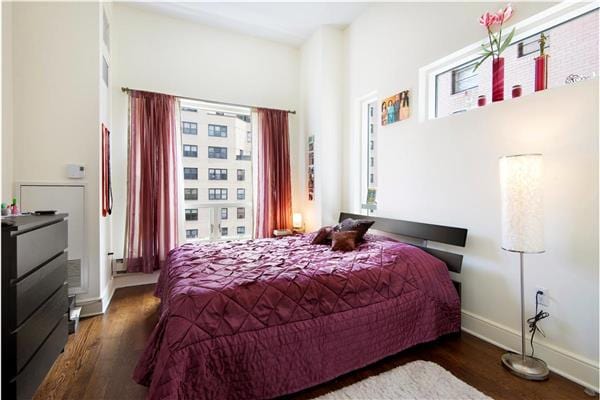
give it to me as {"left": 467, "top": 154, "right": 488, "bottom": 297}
{"left": 492, "top": 57, "right": 505, "bottom": 102}
{"left": 535, "top": 54, "right": 549, "bottom": 92}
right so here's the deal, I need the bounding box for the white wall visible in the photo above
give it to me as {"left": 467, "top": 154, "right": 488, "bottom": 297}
{"left": 2, "top": 2, "right": 13, "bottom": 201}
{"left": 111, "top": 4, "right": 300, "bottom": 258}
{"left": 339, "top": 2, "right": 598, "bottom": 389}
{"left": 9, "top": 2, "right": 104, "bottom": 303}
{"left": 299, "top": 26, "right": 344, "bottom": 232}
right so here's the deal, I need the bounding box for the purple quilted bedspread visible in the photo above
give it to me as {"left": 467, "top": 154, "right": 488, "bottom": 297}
{"left": 133, "top": 233, "right": 460, "bottom": 400}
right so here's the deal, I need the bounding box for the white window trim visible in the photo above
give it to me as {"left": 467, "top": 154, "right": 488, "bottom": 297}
{"left": 418, "top": 1, "right": 599, "bottom": 122}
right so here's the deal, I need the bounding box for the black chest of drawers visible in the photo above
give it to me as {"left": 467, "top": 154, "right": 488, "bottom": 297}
{"left": 2, "top": 214, "right": 69, "bottom": 400}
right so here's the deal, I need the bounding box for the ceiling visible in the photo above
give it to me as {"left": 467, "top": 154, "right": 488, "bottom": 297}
{"left": 130, "top": 2, "right": 369, "bottom": 47}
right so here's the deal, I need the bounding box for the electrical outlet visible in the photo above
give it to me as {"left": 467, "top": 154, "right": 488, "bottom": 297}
{"left": 536, "top": 286, "right": 549, "bottom": 307}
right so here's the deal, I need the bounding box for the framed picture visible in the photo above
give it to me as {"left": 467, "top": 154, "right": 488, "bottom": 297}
{"left": 381, "top": 90, "right": 410, "bottom": 125}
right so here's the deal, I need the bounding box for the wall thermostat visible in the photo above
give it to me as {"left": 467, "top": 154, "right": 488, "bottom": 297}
{"left": 67, "top": 164, "right": 85, "bottom": 179}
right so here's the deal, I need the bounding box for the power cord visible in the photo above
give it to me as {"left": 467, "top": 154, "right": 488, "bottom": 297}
{"left": 527, "top": 290, "right": 550, "bottom": 357}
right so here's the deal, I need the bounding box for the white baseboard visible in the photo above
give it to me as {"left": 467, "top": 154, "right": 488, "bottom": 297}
{"left": 462, "top": 309, "right": 599, "bottom": 393}
{"left": 77, "top": 272, "right": 159, "bottom": 318}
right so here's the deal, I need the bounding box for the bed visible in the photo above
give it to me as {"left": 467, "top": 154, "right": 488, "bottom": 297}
{"left": 133, "top": 212, "right": 468, "bottom": 400}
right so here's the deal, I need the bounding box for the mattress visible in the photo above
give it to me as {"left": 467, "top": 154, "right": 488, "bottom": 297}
{"left": 133, "top": 233, "right": 460, "bottom": 399}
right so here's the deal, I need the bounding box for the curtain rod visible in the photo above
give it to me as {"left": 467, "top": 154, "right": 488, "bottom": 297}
{"left": 121, "top": 87, "right": 296, "bottom": 115}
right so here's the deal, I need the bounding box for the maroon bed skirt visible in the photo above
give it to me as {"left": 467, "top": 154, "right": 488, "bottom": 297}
{"left": 133, "top": 234, "right": 461, "bottom": 399}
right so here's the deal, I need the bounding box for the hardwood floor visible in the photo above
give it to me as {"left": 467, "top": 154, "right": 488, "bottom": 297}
{"left": 35, "top": 284, "right": 596, "bottom": 400}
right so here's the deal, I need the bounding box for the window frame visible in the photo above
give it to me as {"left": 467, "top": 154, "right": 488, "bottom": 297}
{"left": 183, "top": 144, "right": 198, "bottom": 158}
{"left": 236, "top": 226, "right": 246, "bottom": 235}
{"left": 183, "top": 167, "right": 198, "bottom": 180}
{"left": 237, "top": 169, "right": 245, "bottom": 181}
{"left": 450, "top": 61, "right": 478, "bottom": 95}
{"left": 208, "top": 146, "right": 228, "bottom": 159}
{"left": 208, "top": 168, "right": 228, "bottom": 181}
{"left": 208, "top": 124, "right": 228, "bottom": 138}
{"left": 186, "top": 229, "right": 199, "bottom": 239}
{"left": 208, "top": 188, "right": 228, "bottom": 200}
{"left": 419, "top": 2, "right": 599, "bottom": 121}
{"left": 237, "top": 188, "right": 245, "bottom": 200}
{"left": 221, "top": 208, "right": 228, "bottom": 220}
{"left": 237, "top": 207, "right": 245, "bottom": 219}
{"left": 182, "top": 121, "right": 198, "bottom": 135}
{"left": 184, "top": 188, "right": 198, "bottom": 200}
{"left": 185, "top": 208, "right": 198, "bottom": 221}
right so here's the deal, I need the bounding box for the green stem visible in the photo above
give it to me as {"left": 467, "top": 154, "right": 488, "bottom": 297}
{"left": 487, "top": 27, "right": 496, "bottom": 60}
{"left": 497, "top": 24, "right": 503, "bottom": 58}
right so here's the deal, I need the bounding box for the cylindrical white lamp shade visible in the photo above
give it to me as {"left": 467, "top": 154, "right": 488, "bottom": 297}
{"left": 292, "top": 213, "right": 303, "bottom": 228}
{"left": 499, "top": 154, "right": 544, "bottom": 253}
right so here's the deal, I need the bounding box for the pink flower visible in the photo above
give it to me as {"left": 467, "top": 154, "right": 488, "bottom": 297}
{"left": 496, "top": 4, "right": 513, "bottom": 24}
{"left": 479, "top": 12, "right": 498, "bottom": 28}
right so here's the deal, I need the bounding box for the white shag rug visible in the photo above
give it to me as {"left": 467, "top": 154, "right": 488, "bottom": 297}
{"left": 315, "top": 360, "right": 492, "bottom": 400}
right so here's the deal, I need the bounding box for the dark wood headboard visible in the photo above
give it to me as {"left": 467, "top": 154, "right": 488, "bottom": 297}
{"left": 339, "top": 212, "right": 468, "bottom": 294}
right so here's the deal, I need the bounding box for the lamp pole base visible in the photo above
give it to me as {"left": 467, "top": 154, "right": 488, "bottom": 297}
{"left": 501, "top": 352, "right": 549, "bottom": 381}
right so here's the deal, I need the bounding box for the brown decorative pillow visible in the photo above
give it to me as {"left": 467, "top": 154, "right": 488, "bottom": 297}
{"left": 331, "top": 231, "right": 359, "bottom": 252}
{"left": 311, "top": 226, "right": 333, "bottom": 245}
{"left": 334, "top": 218, "right": 375, "bottom": 242}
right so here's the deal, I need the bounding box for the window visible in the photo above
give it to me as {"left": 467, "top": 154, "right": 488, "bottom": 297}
{"left": 237, "top": 169, "right": 245, "bottom": 181}
{"left": 359, "top": 98, "right": 377, "bottom": 215}
{"left": 184, "top": 167, "right": 198, "bottom": 180}
{"left": 518, "top": 35, "right": 550, "bottom": 57}
{"left": 237, "top": 207, "right": 245, "bottom": 219}
{"left": 184, "top": 188, "right": 198, "bottom": 200}
{"left": 237, "top": 226, "right": 246, "bottom": 235}
{"left": 182, "top": 121, "right": 198, "bottom": 135}
{"left": 237, "top": 188, "right": 245, "bottom": 200}
{"left": 178, "top": 100, "right": 254, "bottom": 243}
{"left": 208, "top": 168, "right": 228, "bottom": 180}
{"left": 186, "top": 229, "right": 198, "bottom": 239}
{"left": 429, "top": 6, "right": 599, "bottom": 119}
{"left": 208, "top": 124, "right": 228, "bottom": 137}
{"left": 451, "top": 62, "right": 478, "bottom": 94}
{"left": 183, "top": 144, "right": 198, "bottom": 158}
{"left": 236, "top": 150, "right": 251, "bottom": 161}
{"left": 185, "top": 208, "right": 198, "bottom": 221}
{"left": 208, "top": 146, "right": 227, "bottom": 159}
{"left": 208, "top": 188, "right": 228, "bottom": 200}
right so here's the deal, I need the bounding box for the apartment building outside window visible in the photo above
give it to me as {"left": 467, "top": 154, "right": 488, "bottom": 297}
{"left": 208, "top": 146, "right": 227, "bottom": 159}
{"left": 183, "top": 144, "right": 198, "bottom": 157}
{"left": 208, "top": 168, "right": 228, "bottom": 180}
{"left": 184, "top": 188, "right": 198, "bottom": 200}
{"left": 208, "top": 124, "right": 228, "bottom": 137}
{"left": 182, "top": 121, "right": 197, "bottom": 135}
{"left": 208, "top": 188, "right": 228, "bottom": 200}
{"left": 180, "top": 100, "right": 254, "bottom": 242}
{"left": 237, "top": 188, "right": 245, "bottom": 200}
{"left": 185, "top": 209, "right": 198, "bottom": 221}
{"left": 184, "top": 167, "right": 198, "bottom": 180}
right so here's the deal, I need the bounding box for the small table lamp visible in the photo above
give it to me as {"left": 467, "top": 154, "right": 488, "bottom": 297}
{"left": 499, "top": 153, "right": 549, "bottom": 380}
{"left": 292, "top": 213, "right": 304, "bottom": 232}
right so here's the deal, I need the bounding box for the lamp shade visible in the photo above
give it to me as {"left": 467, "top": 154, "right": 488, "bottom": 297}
{"left": 499, "top": 154, "right": 544, "bottom": 253}
{"left": 292, "top": 213, "right": 303, "bottom": 228}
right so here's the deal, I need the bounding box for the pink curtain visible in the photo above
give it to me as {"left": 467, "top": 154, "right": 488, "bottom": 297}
{"left": 255, "top": 108, "right": 293, "bottom": 238}
{"left": 124, "top": 90, "right": 179, "bottom": 273}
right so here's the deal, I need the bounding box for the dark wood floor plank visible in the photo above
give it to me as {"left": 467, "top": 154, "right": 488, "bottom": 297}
{"left": 34, "top": 284, "right": 596, "bottom": 400}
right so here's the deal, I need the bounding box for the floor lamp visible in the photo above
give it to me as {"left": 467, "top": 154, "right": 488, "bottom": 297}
{"left": 499, "top": 153, "right": 549, "bottom": 380}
